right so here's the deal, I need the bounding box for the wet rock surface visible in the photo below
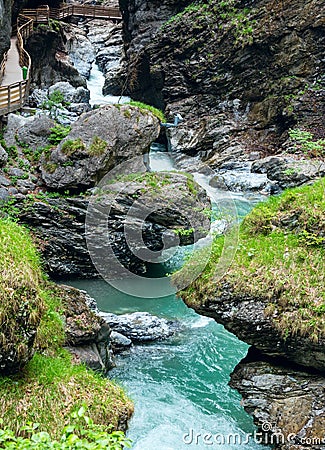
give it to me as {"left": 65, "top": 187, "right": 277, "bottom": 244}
{"left": 230, "top": 350, "right": 325, "bottom": 450}
{"left": 122, "top": 0, "right": 325, "bottom": 183}
{"left": 251, "top": 155, "right": 325, "bottom": 190}
{"left": 26, "top": 23, "right": 87, "bottom": 90}
{"left": 100, "top": 311, "right": 179, "bottom": 343}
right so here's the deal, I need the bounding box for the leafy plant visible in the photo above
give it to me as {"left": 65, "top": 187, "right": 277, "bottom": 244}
{"left": 49, "top": 90, "right": 65, "bottom": 105}
{"left": 0, "top": 406, "right": 131, "bottom": 449}
{"left": 288, "top": 128, "right": 325, "bottom": 157}
{"left": 49, "top": 125, "right": 71, "bottom": 145}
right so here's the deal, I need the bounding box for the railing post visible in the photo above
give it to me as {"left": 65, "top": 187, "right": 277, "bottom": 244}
{"left": 19, "top": 82, "right": 23, "bottom": 108}
{"left": 7, "top": 86, "right": 11, "bottom": 113}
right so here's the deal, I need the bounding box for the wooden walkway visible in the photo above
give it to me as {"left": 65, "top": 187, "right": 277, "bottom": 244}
{"left": 0, "top": 3, "right": 122, "bottom": 117}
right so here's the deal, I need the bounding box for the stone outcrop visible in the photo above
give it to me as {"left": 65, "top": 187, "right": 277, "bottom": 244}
{"left": 16, "top": 172, "right": 210, "bottom": 277}
{"left": 59, "top": 285, "right": 114, "bottom": 372}
{"left": 191, "top": 287, "right": 325, "bottom": 372}
{"left": 26, "top": 23, "right": 87, "bottom": 90}
{"left": 4, "top": 113, "right": 56, "bottom": 149}
{"left": 251, "top": 155, "right": 325, "bottom": 190}
{"left": 230, "top": 350, "right": 325, "bottom": 450}
{"left": 41, "top": 104, "right": 160, "bottom": 191}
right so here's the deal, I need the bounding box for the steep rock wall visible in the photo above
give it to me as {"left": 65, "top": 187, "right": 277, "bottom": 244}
{"left": 0, "top": 0, "right": 11, "bottom": 65}
{"left": 121, "top": 0, "right": 325, "bottom": 162}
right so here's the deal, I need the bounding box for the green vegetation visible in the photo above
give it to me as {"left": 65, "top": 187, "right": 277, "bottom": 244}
{"left": 0, "top": 351, "right": 132, "bottom": 443}
{"left": 127, "top": 101, "right": 166, "bottom": 122}
{"left": 61, "top": 138, "right": 86, "bottom": 156}
{"left": 49, "top": 90, "right": 65, "bottom": 105}
{"left": 88, "top": 136, "right": 108, "bottom": 156}
{"left": 0, "top": 219, "right": 133, "bottom": 444}
{"left": 49, "top": 125, "right": 71, "bottom": 145}
{"left": 289, "top": 128, "right": 325, "bottom": 158}
{"left": 42, "top": 162, "right": 58, "bottom": 174}
{"left": 107, "top": 171, "right": 172, "bottom": 190}
{"left": 161, "top": 0, "right": 255, "bottom": 46}
{"left": 177, "top": 179, "right": 325, "bottom": 342}
{"left": 0, "top": 406, "right": 131, "bottom": 449}
{"left": 0, "top": 219, "right": 44, "bottom": 367}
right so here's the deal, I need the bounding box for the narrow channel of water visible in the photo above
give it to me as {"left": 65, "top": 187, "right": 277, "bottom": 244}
{"left": 78, "top": 64, "right": 270, "bottom": 449}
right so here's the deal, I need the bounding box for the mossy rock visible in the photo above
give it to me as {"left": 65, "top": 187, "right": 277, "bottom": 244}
{"left": 0, "top": 219, "right": 44, "bottom": 374}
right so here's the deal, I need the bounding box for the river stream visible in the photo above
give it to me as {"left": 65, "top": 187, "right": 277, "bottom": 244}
{"left": 75, "top": 63, "right": 270, "bottom": 449}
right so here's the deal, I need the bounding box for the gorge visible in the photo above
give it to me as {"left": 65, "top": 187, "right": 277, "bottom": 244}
{"left": 0, "top": 0, "right": 324, "bottom": 449}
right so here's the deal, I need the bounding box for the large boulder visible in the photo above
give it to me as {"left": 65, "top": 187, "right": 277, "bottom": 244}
{"left": 48, "top": 81, "right": 90, "bottom": 104}
{"left": 15, "top": 115, "right": 56, "bottom": 149}
{"left": 251, "top": 155, "right": 325, "bottom": 190}
{"left": 41, "top": 104, "right": 161, "bottom": 191}
{"left": 100, "top": 312, "right": 180, "bottom": 343}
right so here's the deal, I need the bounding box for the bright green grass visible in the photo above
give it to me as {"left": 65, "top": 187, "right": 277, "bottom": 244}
{"left": 178, "top": 179, "right": 325, "bottom": 341}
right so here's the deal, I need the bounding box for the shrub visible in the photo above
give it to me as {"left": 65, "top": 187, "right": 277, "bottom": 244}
{"left": 289, "top": 128, "right": 325, "bottom": 157}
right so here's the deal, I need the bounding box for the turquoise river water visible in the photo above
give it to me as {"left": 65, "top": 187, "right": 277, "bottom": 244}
{"left": 67, "top": 143, "right": 270, "bottom": 449}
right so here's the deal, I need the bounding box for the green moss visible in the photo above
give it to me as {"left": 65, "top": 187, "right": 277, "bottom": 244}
{"left": 88, "top": 136, "right": 108, "bottom": 156}
{"left": 43, "top": 162, "right": 58, "bottom": 174}
{"left": 178, "top": 179, "right": 325, "bottom": 341}
{"left": 127, "top": 101, "right": 166, "bottom": 122}
{"left": 61, "top": 138, "right": 86, "bottom": 156}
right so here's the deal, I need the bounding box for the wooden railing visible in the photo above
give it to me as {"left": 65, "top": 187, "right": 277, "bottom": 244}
{"left": 0, "top": 3, "right": 122, "bottom": 117}
{"left": 20, "top": 6, "right": 51, "bottom": 24}
{"left": 0, "top": 15, "right": 33, "bottom": 116}
{"left": 23, "top": 3, "right": 122, "bottom": 22}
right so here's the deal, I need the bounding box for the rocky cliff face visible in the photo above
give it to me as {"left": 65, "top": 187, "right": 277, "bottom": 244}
{"left": 0, "top": 0, "right": 11, "bottom": 65}
{"left": 230, "top": 349, "right": 325, "bottom": 450}
{"left": 26, "top": 23, "right": 87, "bottom": 90}
{"left": 15, "top": 171, "right": 209, "bottom": 278}
{"left": 121, "top": 0, "right": 325, "bottom": 166}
